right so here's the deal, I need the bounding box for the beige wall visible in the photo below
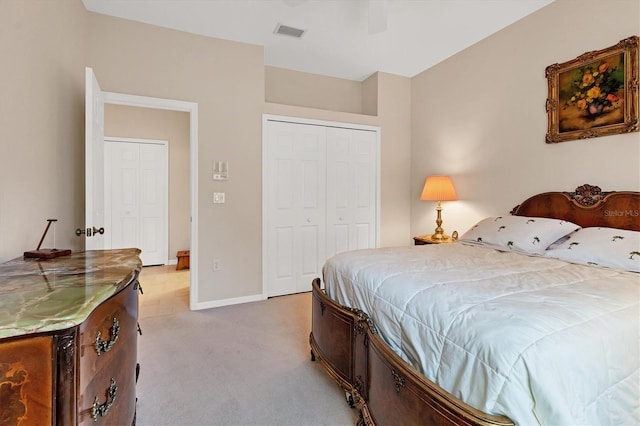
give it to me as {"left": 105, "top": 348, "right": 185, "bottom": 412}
{"left": 86, "top": 13, "right": 265, "bottom": 304}
{"left": 0, "top": 0, "right": 87, "bottom": 262}
{"left": 362, "top": 73, "right": 379, "bottom": 116}
{"left": 265, "top": 66, "right": 367, "bottom": 115}
{"left": 410, "top": 0, "right": 640, "bottom": 238}
{"left": 376, "top": 73, "right": 412, "bottom": 246}
{"left": 104, "top": 105, "right": 190, "bottom": 259}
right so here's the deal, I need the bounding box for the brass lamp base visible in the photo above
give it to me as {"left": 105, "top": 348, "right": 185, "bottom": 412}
{"left": 429, "top": 231, "right": 450, "bottom": 241}
{"left": 431, "top": 201, "right": 448, "bottom": 241}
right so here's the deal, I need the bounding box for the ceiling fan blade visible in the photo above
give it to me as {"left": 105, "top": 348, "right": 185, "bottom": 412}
{"left": 368, "top": 0, "right": 388, "bottom": 34}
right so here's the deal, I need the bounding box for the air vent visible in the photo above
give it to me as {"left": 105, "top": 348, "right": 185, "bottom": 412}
{"left": 274, "top": 23, "right": 305, "bottom": 39}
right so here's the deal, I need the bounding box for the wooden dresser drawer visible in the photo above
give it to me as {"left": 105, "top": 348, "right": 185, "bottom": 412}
{"left": 77, "top": 283, "right": 138, "bottom": 425}
{"left": 78, "top": 354, "right": 137, "bottom": 425}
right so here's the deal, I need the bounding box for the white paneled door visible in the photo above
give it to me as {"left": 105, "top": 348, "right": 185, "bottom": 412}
{"left": 326, "top": 127, "right": 377, "bottom": 259}
{"left": 85, "top": 67, "right": 106, "bottom": 250}
{"left": 265, "top": 121, "right": 327, "bottom": 297}
{"left": 264, "top": 118, "right": 379, "bottom": 297}
{"left": 105, "top": 138, "right": 168, "bottom": 266}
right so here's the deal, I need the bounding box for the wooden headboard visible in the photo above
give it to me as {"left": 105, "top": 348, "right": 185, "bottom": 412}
{"left": 511, "top": 184, "right": 640, "bottom": 231}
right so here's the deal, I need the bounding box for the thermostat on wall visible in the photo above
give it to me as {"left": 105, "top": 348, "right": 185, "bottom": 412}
{"left": 213, "top": 160, "right": 228, "bottom": 180}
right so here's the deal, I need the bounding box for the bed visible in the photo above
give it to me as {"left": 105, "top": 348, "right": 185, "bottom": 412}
{"left": 309, "top": 184, "right": 639, "bottom": 425}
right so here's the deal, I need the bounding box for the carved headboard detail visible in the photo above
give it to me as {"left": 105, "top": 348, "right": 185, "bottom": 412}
{"left": 567, "top": 184, "right": 608, "bottom": 206}
{"left": 511, "top": 184, "right": 640, "bottom": 231}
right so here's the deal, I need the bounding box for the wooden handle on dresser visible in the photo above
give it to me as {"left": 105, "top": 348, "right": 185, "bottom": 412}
{"left": 95, "top": 317, "right": 120, "bottom": 355}
{"left": 92, "top": 378, "right": 117, "bottom": 421}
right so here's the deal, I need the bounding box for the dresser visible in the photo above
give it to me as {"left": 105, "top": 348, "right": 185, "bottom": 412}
{"left": 0, "top": 249, "right": 142, "bottom": 425}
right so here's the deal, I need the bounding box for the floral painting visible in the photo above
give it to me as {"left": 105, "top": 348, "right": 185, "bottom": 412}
{"left": 559, "top": 53, "right": 625, "bottom": 131}
{"left": 545, "top": 36, "right": 638, "bottom": 143}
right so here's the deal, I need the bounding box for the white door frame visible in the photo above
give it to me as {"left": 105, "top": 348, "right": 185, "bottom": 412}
{"left": 104, "top": 91, "right": 199, "bottom": 310}
{"left": 104, "top": 137, "right": 169, "bottom": 266}
{"left": 262, "top": 114, "right": 381, "bottom": 298}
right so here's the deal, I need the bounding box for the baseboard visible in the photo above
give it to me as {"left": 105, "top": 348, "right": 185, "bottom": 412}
{"left": 190, "top": 293, "right": 265, "bottom": 310}
{"left": 167, "top": 258, "right": 177, "bottom": 265}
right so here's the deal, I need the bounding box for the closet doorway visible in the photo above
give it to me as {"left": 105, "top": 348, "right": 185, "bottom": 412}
{"left": 263, "top": 115, "right": 380, "bottom": 297}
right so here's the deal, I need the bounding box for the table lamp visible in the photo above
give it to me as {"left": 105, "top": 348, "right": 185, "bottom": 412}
{"left": 420, "top": 176, "right": 457, "bottom": 241}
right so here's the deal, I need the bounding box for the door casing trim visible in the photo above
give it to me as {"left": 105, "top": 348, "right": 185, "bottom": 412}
{"left": 103, "top": 91, "right": 200, "bottom": 310}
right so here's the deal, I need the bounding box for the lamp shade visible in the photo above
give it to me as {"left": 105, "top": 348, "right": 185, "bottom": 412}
{"left": 420, "top": 176, "right": 457, "bottom": 201}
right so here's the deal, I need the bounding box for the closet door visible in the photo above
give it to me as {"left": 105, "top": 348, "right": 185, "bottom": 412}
{"left": 326, "top": 127, "right": 377, "bottom": 258}
{"left": 105, "top": 139, "right": 168, "bottom": 266}
{"left": 265, "top": 121, "right": 327, "bottom": 297}
{"left": 105, "top": 141, "right": 139, "bottom": 251}
{"left": 139, "top": 143, "right": 168, "bottom": 265}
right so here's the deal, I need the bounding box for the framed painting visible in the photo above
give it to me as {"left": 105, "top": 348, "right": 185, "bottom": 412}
{"left": 545, "top": 36, "right": 639, "bottom": 144}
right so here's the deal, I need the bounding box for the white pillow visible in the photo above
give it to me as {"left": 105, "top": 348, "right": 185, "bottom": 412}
{"left": 460, "top": 216, "right": 581, "bottom": 255}
{"left": 545, "top": 227, "right": 640, "bottom": 272}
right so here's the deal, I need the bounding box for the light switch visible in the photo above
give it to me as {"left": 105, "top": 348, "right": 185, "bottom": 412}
{"left": 213, "top": 192, "right": 225, "bottom": 204}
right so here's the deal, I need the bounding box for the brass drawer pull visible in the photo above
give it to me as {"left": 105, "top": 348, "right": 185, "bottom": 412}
{"left": 95, "top": 317, "right": 119, "bottom": 355}
{"left": 92, "top": 378, "right": 117, "bottom": 421}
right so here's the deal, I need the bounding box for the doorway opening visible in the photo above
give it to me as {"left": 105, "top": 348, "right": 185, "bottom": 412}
{"left": 103, "top": 91, "right": 199, "bottom": 310}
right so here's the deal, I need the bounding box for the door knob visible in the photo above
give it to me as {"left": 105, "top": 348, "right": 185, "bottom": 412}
{"left": 75, "top": 227, "right": 105, "bottom": 237}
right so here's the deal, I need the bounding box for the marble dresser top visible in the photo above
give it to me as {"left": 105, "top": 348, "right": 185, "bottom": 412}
{"left": 0, "top": 248, "right": 142, "bottom": 339}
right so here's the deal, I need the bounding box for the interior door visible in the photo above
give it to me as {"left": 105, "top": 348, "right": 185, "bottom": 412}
{"left": 84, "top": 67, "right": 105, "bottom": 249}
{"left": 264, "top": 118, "right": 379, "bottom": 298}
{"left": 105, "top": 139, "right": 169, "bottom": 266}
{"left": 326, "top": 127, "right": 377, "bottom": 258}
{"left": 265, "top": 121, "right": 326, "bottom": 297}
{"left": 105, "top": 140, "right": 138, "bottom": 252}
{"left": 139, "top": 142, "right": 169, "bottom": 265}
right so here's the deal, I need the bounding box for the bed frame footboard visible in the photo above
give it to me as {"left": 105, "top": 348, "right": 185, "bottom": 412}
{"left": 309, "top": 278, "right": 369, "bottom": 408}
{"left": 310, "top": 278, "right": 514, "bottom": 426}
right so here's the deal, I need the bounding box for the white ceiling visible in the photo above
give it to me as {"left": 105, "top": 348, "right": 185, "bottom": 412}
{"left": 81, "top": 0, "right": 554, "bottom": 81}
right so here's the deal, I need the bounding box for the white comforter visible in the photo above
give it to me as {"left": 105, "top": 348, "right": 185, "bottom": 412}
{"left": 323, "top": 243, "right": 639, "bottom": 425}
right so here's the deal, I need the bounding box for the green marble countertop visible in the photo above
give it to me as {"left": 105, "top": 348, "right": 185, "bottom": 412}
{"left": 0, "top": 248, "right": 142, "bottom": 339}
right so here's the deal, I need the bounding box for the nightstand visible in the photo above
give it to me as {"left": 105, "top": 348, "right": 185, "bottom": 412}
{"left": 413, "top": 231, "right": 458, "bottom": 245}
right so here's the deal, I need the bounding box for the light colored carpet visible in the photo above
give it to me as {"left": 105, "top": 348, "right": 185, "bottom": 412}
{"left": 136, "top": 266, "right": 357, "bottom": 426}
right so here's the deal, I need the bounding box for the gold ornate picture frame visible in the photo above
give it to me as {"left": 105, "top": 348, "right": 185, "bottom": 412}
{"left": 545, "top": 36, "right": 639, "bottom": 144}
